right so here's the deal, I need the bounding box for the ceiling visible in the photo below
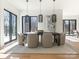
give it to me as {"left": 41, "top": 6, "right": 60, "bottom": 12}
{"left": 7, "top": 0, "right": 63, "bottom": 10}
{"left": 7, "top": 0, "right": 79, "bottom": 15}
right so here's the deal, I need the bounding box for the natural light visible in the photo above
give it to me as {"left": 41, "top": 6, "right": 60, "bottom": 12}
{"left": 0, "top": 42, "right": 18, "bottom": 53}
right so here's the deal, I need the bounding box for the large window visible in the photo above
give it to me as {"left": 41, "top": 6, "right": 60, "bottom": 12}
{"left": 22, "top": 16, "right": 38, "bottom": 33}
{"left": 4, "top": 9, "right": 17, "bottom": 44}
{"left": 63, "top": 20, "right": 76, "bottom": 35}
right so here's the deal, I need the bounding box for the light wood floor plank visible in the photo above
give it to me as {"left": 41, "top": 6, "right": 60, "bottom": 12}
{"left": 0, "top": 54, "right": 79, "bottom": 59}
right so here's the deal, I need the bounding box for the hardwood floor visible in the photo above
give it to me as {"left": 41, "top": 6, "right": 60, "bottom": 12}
{"left": 69, "top": 42, "right": 79, "bottom": 49}
{"left": 0, "top": 53, "right": 79, "bottom": 59}
{"left": 67, "top": 39, "right": 79, "bottom": 52}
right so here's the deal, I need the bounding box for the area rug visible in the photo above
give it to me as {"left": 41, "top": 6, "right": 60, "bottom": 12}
{"left": 66, "top": 39, "right": 79, "bottom": 53}
{"left": 0, "top": 42, "right": 78, "bottom": 54}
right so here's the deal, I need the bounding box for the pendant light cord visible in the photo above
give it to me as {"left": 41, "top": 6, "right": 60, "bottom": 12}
{"left": 40, "top": 0, "right": 42, "bottom": 14}
{"left": 26, "top": 0, "right": 28, "bottom": 15}
{"left": 53, "top": 0, "right": 55, "bottom": 13}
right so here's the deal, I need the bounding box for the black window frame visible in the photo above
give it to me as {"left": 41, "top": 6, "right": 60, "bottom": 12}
{"left": 63, "top": 19, "right": 76, "bottom": 35}
{"left": 4, "top": 9, "right": 17, "bottom": 44}
{"left": 22, "top": 16, "right": 38, "bottom": 33}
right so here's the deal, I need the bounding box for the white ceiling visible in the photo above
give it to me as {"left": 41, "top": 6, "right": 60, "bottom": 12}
{"left": 7, "top": 0, "right": 63, "bottom": 10}
{"left": 7, "top": 0, "right": 79, "bottom": 15}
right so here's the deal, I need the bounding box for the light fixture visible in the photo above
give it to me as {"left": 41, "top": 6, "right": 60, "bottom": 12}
{"left": 51, "top": 0, "right": 57, "bottom": 33}
{"left": 51, "top": 0, "right": 57, "bottom": 23}
{"left": 25, "top": 0, "right": 29, "bottom": 19}
{"left": 38, "top": 0, "right": 43, "bottom": 22}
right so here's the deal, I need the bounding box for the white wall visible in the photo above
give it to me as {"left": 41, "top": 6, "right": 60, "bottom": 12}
{"left": 0, "top": 0, "right": 5, "bottom": 48}
{"left": 20, "top": 9, "right": 63, "bottom": 33}
{"left": 62, "top": 0, "right": 79, "bottom": 16}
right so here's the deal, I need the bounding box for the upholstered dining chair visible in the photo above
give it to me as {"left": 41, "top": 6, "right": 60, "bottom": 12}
{"left": 60, "top": 33, "right": 65, "bottom": 45}
{"left": 41, "top": 32, "right": 54, "bottom": 48}
{"left": 27, "top": 34, "right": 39, "bottom": 48}
{"left": 17, "top": 33, "right": 25, "bottom": 46}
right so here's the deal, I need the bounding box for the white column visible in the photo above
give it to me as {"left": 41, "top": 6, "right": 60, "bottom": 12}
{"left": 0, "top": 0, "right": 5, "bottom": 49}
{"left": 17, "top": 11, "right": 22, "bottom": 33}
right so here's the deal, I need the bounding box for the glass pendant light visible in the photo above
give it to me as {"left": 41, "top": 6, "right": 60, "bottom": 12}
{"left": 51, "top": 0, "right": 57, "bottom": 23}
{"left": 26, "top": 0, "right": 29, "bottom": 20}
{"left": 38, "top": 0, "right": 43, "bottom": 22}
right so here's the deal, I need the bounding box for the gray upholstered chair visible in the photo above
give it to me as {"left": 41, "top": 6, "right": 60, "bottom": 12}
{"left": 27, "top": 34, "right": 39, "bottom": 48}
{"left": 17, "top": 33, "right": 25, "bottom": 46}
{"left": 41, "top": 32, "right": 54, "bottom": 48}
{"left": 60, "top": 33, "right": 65, "bottom": 45}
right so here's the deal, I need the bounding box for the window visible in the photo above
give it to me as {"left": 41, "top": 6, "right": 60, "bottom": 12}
{"left": 4, "top": 9, "right": 17, "bottom": 44}
{"left": 63, "top": 19, "right": 76, "bottom": 35}
{"left": 22, "top": 16, "right": 38, "bottom": 33}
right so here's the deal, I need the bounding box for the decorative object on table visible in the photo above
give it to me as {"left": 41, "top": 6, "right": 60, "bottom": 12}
{"left": 38, "top": 0, "right": 43, "bottom": 22}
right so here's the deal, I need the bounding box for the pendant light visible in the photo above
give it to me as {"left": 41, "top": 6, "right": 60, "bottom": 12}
{"left": 25, "top": 0, "right": 29, "bottom": 20}
{"left": 38, "top": 0, "right": 43, "bottom": 22}
{"left": 51, "top": 0, "right": 57, "bottom": 33}
{"left": 51, "top": 0, "right": 57, "bottom": 22}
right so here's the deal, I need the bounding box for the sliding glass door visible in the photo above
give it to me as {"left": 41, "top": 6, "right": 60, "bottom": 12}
{"left": 4, "top": 9, "right": 17, "bottom": 44}
{"left": 63, "top": 20, "right": 76, "bottom": 35}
